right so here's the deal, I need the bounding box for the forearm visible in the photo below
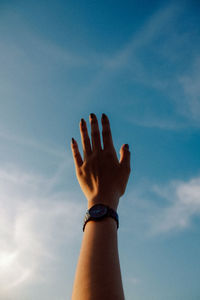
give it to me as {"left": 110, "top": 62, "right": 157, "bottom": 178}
{"left": 70, "top": 113, "right": 130, "bottom": 299}
{"left": 71, "top": 217, "right": 125, "bottom": 300}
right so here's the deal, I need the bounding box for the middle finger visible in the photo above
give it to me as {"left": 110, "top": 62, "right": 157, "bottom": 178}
{"left": 89, "top": 113, "right": 102, "bottom": 152}
{"left": 80, "top": 118, "right": 92, "bottom": 159}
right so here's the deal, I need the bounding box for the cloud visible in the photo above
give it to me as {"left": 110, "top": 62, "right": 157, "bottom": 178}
{"left": 0, "top": 130, "right": 66, "bottom": 159}
{"left": 0, "top": 164, "right": 83, "bottom": 298}
{"left": 2, "top": 2, "right": 199, "bottom": 131}
{"left": 178, "top": 57, "right": 200, "bottom": 123}
{"left": 69, "top": 1, "right": 200, "bottom": 130}
{"left": 74, "top": 2, "right": 182, "bottom": 101}
{"left": 126, "top": 115, "right": 187, "bottom": 130}
{"left": 30, "top": 35, "right": 108, "bottom": 69}
{"left": 120, "top": 3, "right": 200, "bottom": 129}
{"left": 0, "top": 8, "right": 108, "bottom": 72}
{"left": 125, "top": 174, "right": 200, "bottom": 237}
{"left": 148, "top": 176, "right": 200, "bottom": 235}
{"left": 103, "top": 3, "right": 181, "bottom": 69}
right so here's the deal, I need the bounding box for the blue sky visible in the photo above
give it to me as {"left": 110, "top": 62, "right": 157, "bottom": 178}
{"left": 0, "top": 0, "right": 200, "bottom": 299}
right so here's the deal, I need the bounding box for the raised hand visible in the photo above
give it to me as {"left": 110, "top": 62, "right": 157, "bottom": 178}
{"left": 71, "top": 113, "right": 131, "bottom": 210}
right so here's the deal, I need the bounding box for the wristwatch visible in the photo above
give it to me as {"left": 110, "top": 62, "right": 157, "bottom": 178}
{"left": 83, "top": 203, "right": 119, "bottom": 232}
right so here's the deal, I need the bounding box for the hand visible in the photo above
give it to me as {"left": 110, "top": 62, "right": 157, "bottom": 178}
{"left": 71, "top": 113, "right": 131, "bottom": 211}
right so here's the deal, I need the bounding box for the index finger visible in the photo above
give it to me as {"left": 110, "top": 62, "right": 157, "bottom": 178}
{"left": 71, "top": 138, "right": 83, "bottom": 172}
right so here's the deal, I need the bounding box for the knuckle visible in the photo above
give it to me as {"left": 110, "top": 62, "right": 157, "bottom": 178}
{"left": 81, "top": 161, "right": 89, "bottom": 171}
{"left": 92, "top": 130, "right": 99, "bottom": 138}
{"left": 82, "top": 129, "right": 88, "bottom": 138}
{"left": 82, "top": 164, "right": 88, "bottom": 172}
{"left": 81, "top": 126, "right": 87, "bottom": 133}
{"left": 84, "top": 136, "right": 90, "bottom": 144}
{"left": 76, "top": 168, "right": 83, "bottom": 177}
{"left": 74, "top": 152, "right": 79, "bottom": 158}
{"left": 102, "top": 129, "right": 110, "bottom": 138}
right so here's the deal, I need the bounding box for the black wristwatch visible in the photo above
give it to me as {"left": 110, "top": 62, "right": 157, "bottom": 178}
{"left": 83, "top": 203, "right": 119, "bottom": 232}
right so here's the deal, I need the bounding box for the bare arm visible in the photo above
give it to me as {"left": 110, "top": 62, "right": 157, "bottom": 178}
{"left": 70, "top": 113, "right": 131, "bottom": 300}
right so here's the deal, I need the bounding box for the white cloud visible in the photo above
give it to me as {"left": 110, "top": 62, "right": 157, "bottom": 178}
{"left": 148, "top": 176, "right": 200, "bottom": 235}
{"left": 0, "top": 165, "right": 83, "bottom": 298}
{"left": 125, "top": 175, "right": 200, "bottom": 237}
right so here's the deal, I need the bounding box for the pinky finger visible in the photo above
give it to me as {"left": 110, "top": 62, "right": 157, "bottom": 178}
{"left": 71, "top": 138, "right": 83, "bottom": 170}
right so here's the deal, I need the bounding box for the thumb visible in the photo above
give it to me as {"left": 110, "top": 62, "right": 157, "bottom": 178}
{"left": 119, "top": 144, "right": 131, "bottom": 172}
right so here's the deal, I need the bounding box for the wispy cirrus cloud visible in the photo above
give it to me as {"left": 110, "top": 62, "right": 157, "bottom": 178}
{"left": 0, "top": 9, "right": 108, "bottom": 73}
{"left": 67, "top": 1, "right": 200, "bottom": 130}
{"left": 178, "top": 57, "right": 200, "bottom": 123}
{"left": 0, "top": 130, "right": 66, "bottom": 159}
{"left": 119, "top": 3, "right": 200, "bottom": 129}
{"left": 2, "top": 2, "right": 199, "bottom": 131}
{"left": 74, "top": 2, "right": 183, "bottom": 102}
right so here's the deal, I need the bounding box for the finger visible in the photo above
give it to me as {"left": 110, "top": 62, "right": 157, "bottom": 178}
{"left": 119, "top": 144, "right": 131, "bottom": 173}
{"left": 101, "top": 113, "right": 115, "bottom": 151}
{"left": 89, "top": 113, "right": 102, "bottom": 152}
{"left": 80, "top": 118, "right": 92, "bottom": 159}
{"left": 71, "top": 138, "right": 83, "bottom": 171}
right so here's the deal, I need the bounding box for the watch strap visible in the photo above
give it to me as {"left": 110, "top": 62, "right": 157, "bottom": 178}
{"left": 83, "top": 204, "right": 119, "bottom": 232}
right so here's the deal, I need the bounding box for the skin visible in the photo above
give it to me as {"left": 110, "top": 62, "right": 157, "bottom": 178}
{"left": 71, "top": 113, "right": 131, "bottom": 300}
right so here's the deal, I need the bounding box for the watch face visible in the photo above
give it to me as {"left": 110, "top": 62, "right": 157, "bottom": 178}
{"left": 89, "top": 204, "right": 107, "bottom": 218}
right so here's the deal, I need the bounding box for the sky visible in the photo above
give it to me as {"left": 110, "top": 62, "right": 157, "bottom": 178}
{"left": 0, "top": 0, "right": 200, "bottom": 299}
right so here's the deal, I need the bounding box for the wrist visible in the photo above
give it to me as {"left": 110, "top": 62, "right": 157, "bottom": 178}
{"left": 87, "top": 195, "right": 119, "bottom": 211}
{"left": 84, "top": 216, "right": 118, "bottom": 232}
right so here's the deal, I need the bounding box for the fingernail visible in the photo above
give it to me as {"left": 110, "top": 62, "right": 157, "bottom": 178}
{"left": 81, "top": 118, "right": 84, "bottom": 126}
{"left": 72, "top": 137, "right": 75, "bottom": 144}
{"left": 124, "top": 144, "right": 129, "bottom": 150}
{"left": 90, "top": 113, "right": 95, "bottom": 119}
{"left": 102, "top": 113, "right": 106, "bottom": 120}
